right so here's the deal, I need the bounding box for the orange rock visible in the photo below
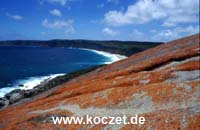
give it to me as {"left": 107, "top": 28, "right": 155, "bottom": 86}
{"left": 0, "top": 34, "right": 199, "bottom": 130}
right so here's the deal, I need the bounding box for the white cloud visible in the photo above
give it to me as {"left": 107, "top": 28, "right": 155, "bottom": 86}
{"left": 50, "top": 9, "right": 62, "bottom": 17}
{"left": 104, "top": 0, "right": 199, "bottom": 26}
{"left": 129, "top": 29, "right": 148, "bottom": 41}
{"left": 6, "top": 13, "right": 23, "bottom": 20}
{"left": 162, "top": 22, "right": 176, "bottom": 27}
{"left": 150, "top": 29, "right": 157, "bottom": 33}
{"left": 102, "top": 27, "right": 119, "bottom": 36}
{"left": 46, "top": 0, "right": 73, "bottom": 6}
{"left": 42, "top": 19, "right": 75, "bottom": 35}
{"left": 132, "top": 29, "right": 144, "bottom": 36}
{"left": 152, "top": 25, "right": 199, "bottom": 41}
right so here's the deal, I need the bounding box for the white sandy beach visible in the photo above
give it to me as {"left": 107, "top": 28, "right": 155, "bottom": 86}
{"left": 77, "top": 48, "right": 127, "bottom": 64}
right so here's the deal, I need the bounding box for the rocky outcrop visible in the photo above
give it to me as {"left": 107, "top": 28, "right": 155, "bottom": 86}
{"left": 0, "top": 98, "right": 9, "bottom": 109}
{"left": 0, "top": 34, "right": 199, "bottom": 130}
{"left": 4, "top": 89, "right": 25, "bottom": 104}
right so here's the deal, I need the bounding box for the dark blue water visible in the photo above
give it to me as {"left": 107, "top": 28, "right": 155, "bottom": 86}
{"left": 0, "top": 46, "right": 111, "bottom": 96}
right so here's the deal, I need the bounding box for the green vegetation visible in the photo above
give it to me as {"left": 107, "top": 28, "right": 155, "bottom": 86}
{"left": 0, "top": 40, "right": 162, "bottom": 56}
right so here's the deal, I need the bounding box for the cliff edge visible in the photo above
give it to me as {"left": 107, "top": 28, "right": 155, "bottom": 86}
{"left": 0, "top": 34, "right": 199, "bottom": 130}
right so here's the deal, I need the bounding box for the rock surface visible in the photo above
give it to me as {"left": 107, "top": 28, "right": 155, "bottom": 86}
{"left": 0, "top": 34, "right": 199, "bottom": 130}
{"left": 0, "top": 98, "right": 9, "bottom": 109}
{"left": 4, "top": 89, "right": 25, "bottom": 104}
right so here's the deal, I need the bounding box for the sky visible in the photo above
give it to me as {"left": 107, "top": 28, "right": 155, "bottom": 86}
{"left": 0, "top": 0, "right": 199, "bottom": 42}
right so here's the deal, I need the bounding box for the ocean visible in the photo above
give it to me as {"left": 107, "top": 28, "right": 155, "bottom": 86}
{"left": 0, "top": 46, "right": 126, "bottom": 97}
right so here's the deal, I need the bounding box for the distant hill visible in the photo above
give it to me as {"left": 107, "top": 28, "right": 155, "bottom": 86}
{"left": 0, "top": 40, "right": 162, "bottom": 56}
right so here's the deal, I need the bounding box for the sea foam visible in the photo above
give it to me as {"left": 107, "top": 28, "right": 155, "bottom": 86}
{"left": 0, "top": 74, "right": 64, "bottom": 97}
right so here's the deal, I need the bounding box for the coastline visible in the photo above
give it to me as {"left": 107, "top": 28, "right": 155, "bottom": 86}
{"left": 77, "top": 48, "right": 127, "bottom": 64}
{"left": 0, "top": 48, "right": 127, "bottom": 106}
{"left": 0, "top": 74, "right": 65, "bottom": 98}
{"left": 0, "top": 65, "right": 104, "bottom": 109}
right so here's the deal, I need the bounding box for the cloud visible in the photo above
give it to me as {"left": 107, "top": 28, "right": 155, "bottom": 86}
{"left": 161, "top": 22, "right": 176, "bottom": 27}
{"left": 132, "top": 29, "right": 144, "bottom": 36}
{"left": 6, "top": 13, "right": 23, "bottom": 20}
{"left": 102, "top": 27, "right": 119, "bottom": 36}
{"left": 45, "top": 0, "right": 73, "bottom": 6}
{"left": 42, "top": 19, "right": 75, "bottom": 35}
{"left": 152, "top": 25, "right": 199, "bottom": 42}
{"left": 50, "top": 9, "right": 62, "bottom": 17}
{"left": 104, "top": 0, "right": 199, "bottom": 26}
{"left": 129, "top": 29, "right": 149, "bottom": 41}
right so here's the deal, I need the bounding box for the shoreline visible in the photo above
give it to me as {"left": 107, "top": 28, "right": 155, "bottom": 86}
{"left": 0, "top": 47, "right": 127, "bottom": 100}
{"left": 0, "top": 65, "right": 104, "bottom": 109}
{"left": 0, "top": 74, "right": 65, "bottom": 98}
{"left": 73, "top": 48, "right": 127, "bottom": 64}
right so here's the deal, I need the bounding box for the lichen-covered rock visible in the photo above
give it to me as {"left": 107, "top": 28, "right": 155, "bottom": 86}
{"left": 0, "top": 34, "right": 199, "bottom": 130}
